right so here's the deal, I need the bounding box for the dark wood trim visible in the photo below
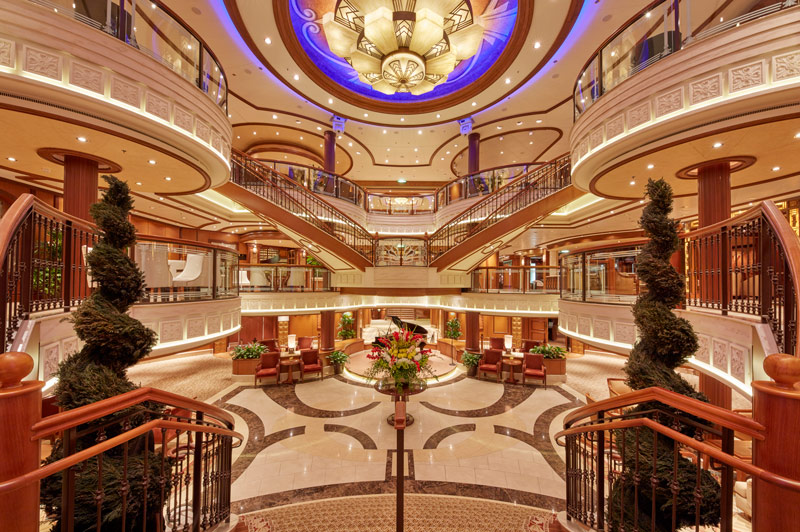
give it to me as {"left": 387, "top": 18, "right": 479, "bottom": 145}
{"left": 36, "top": 148, "right": 122, "bottom": 173}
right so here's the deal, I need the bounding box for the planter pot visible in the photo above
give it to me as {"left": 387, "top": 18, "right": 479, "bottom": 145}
{"left": 333, "top": 362, "right": 344, "bottom": 375}
{"left": 232, "top": 358, "right": 260, "bottom": 376}
{"left": 543, "top": 358, "right": 566, "bottom": 375}
{"left": 466, "top": 365, "right": 478, "bottom": 377}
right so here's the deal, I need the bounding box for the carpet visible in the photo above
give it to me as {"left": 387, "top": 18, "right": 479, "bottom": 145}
{"left": 240, "top": 494, "right": 555, "bottom": 532}
{"left": 128, "top": 353, "right": 233, "bottom": 402}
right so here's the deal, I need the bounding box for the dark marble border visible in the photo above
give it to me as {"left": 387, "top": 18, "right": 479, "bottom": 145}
{"left": 323, "top": 423, "right": 377, "bottom": 449}
{"left": 231, "top": 479, "right": 565, "bottom": 514}
{"left": 420, "top": 383, "right": 538, "bottom": 417}
{"left": 333, "top": 373, "right": 467, "bottom": 389}
{"left": 261, "top": 384, "right": 381, "bottom": 418}
{"left": 423, "top": 424, "right": 477, "bottom": 449}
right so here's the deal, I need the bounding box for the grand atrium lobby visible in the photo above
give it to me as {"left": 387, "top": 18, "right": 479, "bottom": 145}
{"left": 1, "top": 0, "right": 800, "bottom": 531}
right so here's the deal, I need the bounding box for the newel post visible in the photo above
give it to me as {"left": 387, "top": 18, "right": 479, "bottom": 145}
{"left": 752, "top": 354, "right": 800, "bottom": 530}
{"left": 0, "top": 351, "right": 43, "bottom": 532}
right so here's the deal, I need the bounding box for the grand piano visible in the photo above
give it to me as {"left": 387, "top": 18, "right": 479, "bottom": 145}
{"left": 372, "top": 316, "right": 428, "bottom": 349}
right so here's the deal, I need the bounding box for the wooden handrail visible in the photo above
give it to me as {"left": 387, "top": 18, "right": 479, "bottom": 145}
{"left": 0, "top": 419, "right": 243, "bottom": 496}
{"left": 0, "top": 194, "right": 35, "bottom": 274}
{"left": 555, "top": 416, "right": 800, "bottom": 492}
{"left": 31, "top": 386, "right": 235, "bottom": 440}
{"left": 562, "top": 386, "right": 765, "bottom": 439}
{"left": 682, "top": 201, "right": 763, "bottom": 240}
{"left": 137, "top": 234, "right": 239, "bottom": 255}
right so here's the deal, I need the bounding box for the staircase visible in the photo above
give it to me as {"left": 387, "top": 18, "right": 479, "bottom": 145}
{"left": 428, "top": 155, "right": 576, "bottom": 271}
{"left": 225, "top": 151, "right": 376, "bottom": 271}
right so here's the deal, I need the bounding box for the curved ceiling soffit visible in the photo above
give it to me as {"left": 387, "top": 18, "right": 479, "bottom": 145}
{"left": 246, "top": 142, "right": 326, "bottom": 167}
{"left": 232, "top": 122, "right": 354, "bottom": 174}
{"left": 447, "top": 127, "right": 564, "bottom": 176}
{"left": 224, "top": 0, "right": 583, "bottom": 121}
{"left": 0, "top": 102, "right": 213, "bottom": 197}
{"left": 587, "top": 113, "right": 800, "bottom": 201}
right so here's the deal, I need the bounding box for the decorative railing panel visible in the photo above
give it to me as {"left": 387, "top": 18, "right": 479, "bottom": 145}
{"left": 428, "top": 155, "right": 571, "bottom": 263}
{"left": 239, "top": 264, "right": 333, "bottom": 292}
{"left": 434, "top": 164, "right": 532, "bottom": 210}
{"left": 375, "top": 238, "right": 428, "bottom": 267}
{"left": 469, "top": 265, "right": 559, "bottom": 293}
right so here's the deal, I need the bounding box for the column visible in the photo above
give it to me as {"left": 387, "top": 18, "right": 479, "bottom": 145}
{"left": 0, "top": 352, "right": 42, "bottom": 532}
{"left": 752, "top": 355, "right": 800, "bottom": 530}
{"left": 63, "top": 155, "right": 99, "bottom": 221}
{"left": 696, "top": 161, "right": 732, "bottom": 408}
{"left": 465, "top": 311, "right": 481, "bottom": 353}
{"left": 320, "top": 310, "right": 335, "bottom": 359}
{"left": 323, "top": 130, "right": 336, "bottom": 174}
{"left": 467, "top": 132, "right": 480, "bottom": 175}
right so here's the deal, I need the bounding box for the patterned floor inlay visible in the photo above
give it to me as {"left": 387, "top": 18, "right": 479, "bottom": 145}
{"left": 419, "top": 382, "right": 538, "bottom": 417}
{"left": 323, "top": 423, "right": 378, "bottom": 449}
{"left": 240, "top": 494, "right": 557, "bottom": 532}
{"left": 261, "top": 383, "right": 381, "bottom": 417}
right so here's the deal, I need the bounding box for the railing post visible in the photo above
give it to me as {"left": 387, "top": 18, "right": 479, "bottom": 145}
{"left": 60, "top": 427, "right": 77, "bottom": 531}
{"left": 19, "top": 217, "right": 34, "bottom": 321}
{"left": 62, "top": 221, "right": 73, "bottom": 312}
{"left": 719, "top": 426, "right": 734, "bottom": 532}
{"left": 759, "top": 219, "right": 770, "bottom": 323}
{"left": 211, "top": 250, "right": 218, "bottom": 300}
{"left": 0, "top": 352, "right": 43, "bottom": 532}
{"left": 596, "top": 411, "right": 605, "bottom": 529}
{"left": 191, "top": 412, "right": 204, "bottom": 532}
{"left": 720, "top": 225, "right": 730, "bottom": 315}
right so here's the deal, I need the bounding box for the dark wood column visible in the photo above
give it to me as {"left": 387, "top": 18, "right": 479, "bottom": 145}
{"left": 697, "top": 162, "right": 731, "bottom": 227}
{"left": 63, "top": 155, "right": 99, "bottom": 221}
{"left": 697, "top": 161, "right": 732, "bottom": 409}
{"left": 465, "top": 311, "right": 481, "bottom": 352}
{"left": 323, "top": 130, "right": 336, "bottom": 173}
{"left": 468, "top": 132, "right": 480, "bottom": 175}
{"left": 320, "top": 310, "right": 335, "bottom": 355}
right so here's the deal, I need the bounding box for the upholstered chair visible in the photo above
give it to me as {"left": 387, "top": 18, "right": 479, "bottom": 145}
{"left": 488, "top": 337, "right": 505, "bottom": 351}
{"left": 522, "top": 353, "right": 546, "bottom": 387}
{"left": 521, "top": 339, "right": 542, "bottom": 353}
{"left": 297, "top": 336, "right": 314, "bottom": 356}
{"left": 478, "top": 348, "right": 503, "bottom": 382}
{"left": 254, "top": 351, "right": 280, "bottom": 386}
{"left": 259, "top": 338, "right": 280, "bottom": 354}
{"left": 300, "top": 349, "right": 324, "bottom": 381}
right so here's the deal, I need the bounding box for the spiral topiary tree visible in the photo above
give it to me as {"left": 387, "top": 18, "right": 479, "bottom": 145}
{"left": 608, "top": 178, "right": 720, "bottom": 531}
{"left": 42, "top": 176, "right": 165, "bottom": 531}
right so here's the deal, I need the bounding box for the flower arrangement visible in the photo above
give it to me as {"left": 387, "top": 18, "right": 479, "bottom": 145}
{"left": 366, "top": 327, "right": 435, "bottom": 389}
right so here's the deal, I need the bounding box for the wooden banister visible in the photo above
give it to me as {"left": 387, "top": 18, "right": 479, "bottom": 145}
{"left": 0, "top": 194, "right": 35, "bottom": 272}
{"left": 556, "top": 416, "right": 800, "bottom": 492}
{"left": 31, "top": 386, "right": 235, "bottom": 439}
{"left": 562, "top": 386, "right": 765, "bottom": 439}
{"left": 0, "top": 418, "right": 242, "bottom": 496}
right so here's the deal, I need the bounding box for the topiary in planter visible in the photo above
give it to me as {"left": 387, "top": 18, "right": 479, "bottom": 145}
{"left": 608, "top": 179, "right": 719, "bottom": 532}
{"left": 42, "top": 176, "right": 165, "bottom": 531}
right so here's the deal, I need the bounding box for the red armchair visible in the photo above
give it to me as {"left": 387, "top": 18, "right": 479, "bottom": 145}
{"left": 297, "top": 336, "right": 315, "bottom": 356}
{"left": 488, "top": 337, "right": 505, "bottom": 351}
{"left": 259, "top": 338, "right": 280, "bottom": 353}
{"left": 300, "top": 348, "right": 324, "bottom": 381}
{"left": 521, "top": 339, "right": 542, "bottom": 353}
{"left": 478, "top": 348, "right": 503, "bottom": 382}
{"left": 522, "top": 353, "right": 547, "bottom": 387}
{"left": 254, "top": 351, "right": 280, "bottom": 386}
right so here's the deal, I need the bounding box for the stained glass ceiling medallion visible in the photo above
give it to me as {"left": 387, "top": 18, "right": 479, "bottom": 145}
{"left": 290, "top": 0, "right": 518, "bottom": 102}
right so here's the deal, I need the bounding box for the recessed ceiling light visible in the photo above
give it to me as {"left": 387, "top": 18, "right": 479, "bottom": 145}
{"left": 536, "top": 119, "right": 543, "bottom": 124}
{"left": 228, "top": 113, "right": 232, "bottom": 118}
{"left": 529, "top": 141, "right": 533, "bottom": 144}
{"left": 328, "top": 98, "right": 333, "bottom": 104}
{"left": 500, "top": 151, "right": 504, "bottom": 154}
{"left": 76, "top": 136, "right": 87, "bottom": 142}
{"left": 415, "top": 159, "right": 419, "bottom": 163}
{"left": 7, "top": 157, "right": 16, "bottom": 162}
{"left": 293, "top": 74, "right": 300, "bottom": 81}
{"left": 795, "top": 132, "right": 800, "bottom": 138}
{"left": 159, "top": 197, "right": 164, "bottom": 201}
{"left": 499, "top": 136, "right": 504, "bottom": 141}
{"left": 505, "top": 77, "right": 511, "bottom": 84}
{"left": 148, "top": 159, "right": 156, "bottom": 165}
{"left": 471, "top": 102, "right": 477, "bottom": 106}
{"left": 534, "top": 41, "right": 541, "bottom": 49}
{"left": 348, "top": 142, "right": 353, "bottom": 147}
{"left": 135, "top": 181, "right": 142, "bottom": 186}
{"left": 300, "top": 136, "right": 304, "bottom": 140}
{"left": 164, "top": 176, "right": 171, "bottom": 181}
{"left": 630, "top": 180, "right": 636, "bottom": 185}
{"left": 253, "top": 131, "right": 256, "bottom": 135}
{"left": 640, "top": 200, "right": 644, "bottom": 204}
{"left": 265, "top": 37, "right": 272, "bottom": 44}
{"left": 647, "top": 164, "right": 654, "bottom": 169}
{"left": 275, "top": 131, "right": 279, "bottom": 135}
{"left": 382, "top": 129, "right": 387, "bottom": 134}
{"left": 446, "top": 151, "right": 450, "bottom": 154}
{"left": 397, "top": 178, "right": 406, "bottom": 184}
{"left": 363, "top": 113, "right": 368, "bottom": 117}
{"left": 713, "top": 141, "right": 723, "bottom": 148}
{"left": 418, "top": 130, "right": 422, "bottom": 135}
{"left": 400, "top": 117, "right": 405, "bottom": 122}
{"left": 497, "top": 126, "right": 502, "bottom": 130}
{"left": 414, "top": 148, "right": 418, "bottom": 152}
{"left": 387, "top": 147, "right": 390, "bottom": 151}
{"left": 610, "top": 210, "right": 615, "bottom": 214}
{"left": 772, "top": 166, "right": 781, "bottom": 171}
{"left": 356, "top": 151, "right": 361, "bottom": 155}
{"left": 436, "top": 114, "right": 441, "bottom": 118}
{"left": 272, "top": 114, "right": 277, "bottom": 119}
{"left": 337, "top": 135, "right": 342, "bottom": 140}
{"left": 516, "top": 121, "right": 523, "bottom": 126}
{"left": 384, "top": 159, "right": 388, "bottom": 163}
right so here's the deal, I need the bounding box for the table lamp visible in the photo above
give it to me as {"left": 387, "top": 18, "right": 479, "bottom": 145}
{"left": 287, "top": 334, "right": 297, "bottom": 354}
{"left": 504, "top": 335, "right": 513, "bottom": 356}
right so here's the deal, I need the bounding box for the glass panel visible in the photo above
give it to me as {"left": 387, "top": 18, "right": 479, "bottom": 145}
{"left": 574, "top": 56, "right": 600, "bottom": 117}
{"left": 201, "top": 48, "right": 226, "bottom": 108}
{"left": 585, "top": 247, "right": 642, "bottom": 303}
{"left": 133, "top": 2, "right": 200, "bottom": 85}
{"left": 560, "top": 254, "right": 584, "bottom": 301}
{"left": 215, "top": 250, "right": 239, "bottom": 298}
{"left": 135, "top": 240, "right": 213, "bottom": 302}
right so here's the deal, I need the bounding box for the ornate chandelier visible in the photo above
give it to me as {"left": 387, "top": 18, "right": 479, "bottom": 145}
{"left": 322, "top": 1, "right": 485, "bottom": 96}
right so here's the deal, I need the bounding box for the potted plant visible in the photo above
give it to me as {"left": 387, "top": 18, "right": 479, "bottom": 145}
{"left": 337, "top": 312, "right": 356, "bottom": 340}
{"left": 444, "top": 317, "right": 461, "bottom": 365}
{"left": 327, "top": 350, "right": 349, "bottom": 375}
{"left": 231, "top": 341, "right": 266, "bottom": 375}
{"left": 462, "top": 351, "right": 482, "bottom": 377}
{"left": 530, "top": 344, "right": 567, "bottom": 376}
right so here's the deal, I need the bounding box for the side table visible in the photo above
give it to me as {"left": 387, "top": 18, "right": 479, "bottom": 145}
{"left": 280, "top": 358, "right": 299, "bottom": 384}
{"left": 503, "top": 358, "right": 522, "bottom": 384}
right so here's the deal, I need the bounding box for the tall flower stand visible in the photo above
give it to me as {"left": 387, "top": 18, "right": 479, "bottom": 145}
{"left": 375, "top": 379, "right": 427, "bottom": 532}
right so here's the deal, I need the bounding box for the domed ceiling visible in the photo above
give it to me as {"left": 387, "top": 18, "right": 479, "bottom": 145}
{"left": 286, "top": 0, "right": 520, "bottom": 105}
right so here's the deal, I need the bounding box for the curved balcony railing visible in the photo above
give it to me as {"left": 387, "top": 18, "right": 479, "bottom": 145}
{"left": 253, "top": 159, "right": 367, "bottom": 209}
{"left": 434, "top": 164, "right": 533, "bottom": 210}
{"left": 574, "top": 0, "right": 797, "bottom": 118}
{"left": 0, "top": 194, "right": 239, "bottom": 352}
{"left": 231, "top": 151, "right": 376, "bottom": 263}
{"left": 238, "top": 264, "right": 334, "bottom": 292}
{"left": 428, "top": 155, "right": 571, "bottom": 263}
{"left": 31, "top": 0, "right": 227, "bottom": 110}
{"left": 559, "top": 201, "right": 800, "bottom": 355}
{"left": 368, "top": 193, "right": 435, "bottom": 215}
{"left": 469, "top": 265, "right": 560, "bottom": 293}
